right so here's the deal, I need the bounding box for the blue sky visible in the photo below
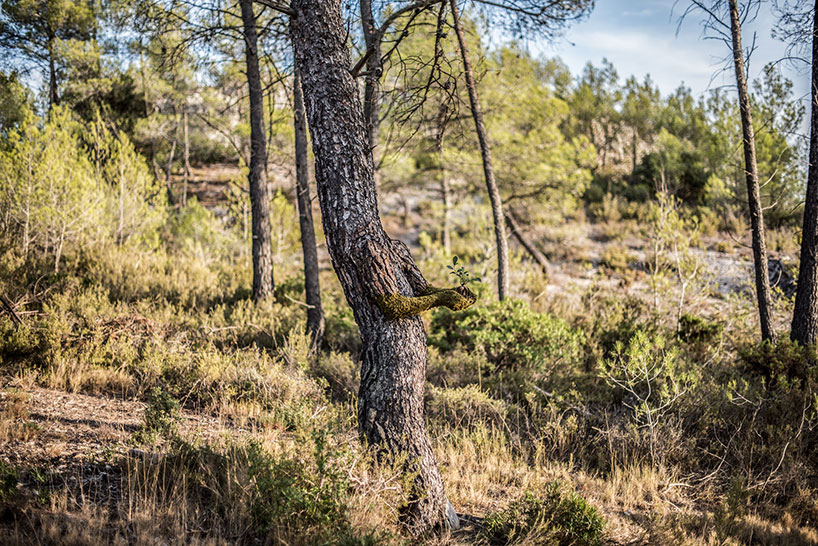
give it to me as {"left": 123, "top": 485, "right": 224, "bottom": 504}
{"left": 528, "top": 0, "right": 811, "bottom": 135}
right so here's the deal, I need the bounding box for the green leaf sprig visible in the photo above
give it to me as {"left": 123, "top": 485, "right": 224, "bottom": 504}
{"left": 446, "top": 256, "right": 482, "bottom": 287}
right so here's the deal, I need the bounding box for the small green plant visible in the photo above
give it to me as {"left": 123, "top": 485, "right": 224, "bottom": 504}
{"left": 0, "top": 460, "right": 18, "bottom": 502}
{"left": 482, "top": 484, "right": 605, "bottom": 546}
{"left": 447, "top": 256, "right": 481, "bottom": 287}
{"left": 134, "top": 387, "right": 181, "bottom": 443}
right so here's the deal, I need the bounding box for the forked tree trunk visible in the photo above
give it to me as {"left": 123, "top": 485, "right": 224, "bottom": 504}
{"left": 450, "top": 0, "right": 509, "bottom": 300}
{"left": 240, "top": 0, "right": 275, "bottom": 301}
{"left": 293, "top": 67, "right": 325, "bottom": 351}
{"left": 290, "top": 0, "right": 460, "bottom": 533}
{"left": 792, "top": 2, "right": 818, "bottom": 346}
{"left": 728, "top": 0, "right": 776, "bottom": 342}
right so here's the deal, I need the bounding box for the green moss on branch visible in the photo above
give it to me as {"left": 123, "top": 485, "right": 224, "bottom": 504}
{"left": 375, "top": 286, "right": 476, "bottom": 320}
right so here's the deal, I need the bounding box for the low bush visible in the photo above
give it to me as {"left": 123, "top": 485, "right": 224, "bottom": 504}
{"left": 429, "top": 299, "right": 584, "bottom": 375}
{"left": 482, "top": 485, "right": 605, "bottom": 546}
{"left": 739, "top": 338, "right": 816, "bottom": 382}
{"left": 678, "top": 313, "right": 723, "bottom": 344}
{"left": 126, "top": 432, "right": 379, "bottom": 545}
{"left": 134, "top": 387, "right": 181, "bottom": 444}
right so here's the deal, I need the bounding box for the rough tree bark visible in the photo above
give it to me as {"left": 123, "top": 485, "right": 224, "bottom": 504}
{"left": 240, "top": 0, "right": 275, "bottom": 301}
{"left": 290, "top": 0, "right": 474, "bottom": 533}
{"left": 293, "top": 67, "right": 325, "bottom": 351}
{"left": 728, "top": 0, "right": 776, "bottom": 342}
{"left": 450, "top": 0, "right": 510, "bottom": 300}
{"left": 792, "top": 1, "right": 818, "bottom": 346}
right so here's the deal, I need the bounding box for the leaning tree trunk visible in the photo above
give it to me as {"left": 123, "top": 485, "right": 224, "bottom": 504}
{"left": 290, "top": 0, "right": 474, "bottom": 533}
{"left": 293, "top": 67, "right": 325, "bottom": 351}
{"left": 792, "top": 1, "right": 818, "bottom": 346}
{"left": 450, "top": 0, "right": 509, "bottom": 300}
{"left": 505, "top": 210, "right": 550, "bottom": 279}
{"left": 728, "top": 0, "right": 775, "bottom": 342}
{"left": 240, "top": 0, "right": 275, "bottom": 301}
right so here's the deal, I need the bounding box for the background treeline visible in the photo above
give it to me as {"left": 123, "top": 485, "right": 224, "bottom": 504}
{"left": 0, "top": 1, "right": 807, "bottom": 272}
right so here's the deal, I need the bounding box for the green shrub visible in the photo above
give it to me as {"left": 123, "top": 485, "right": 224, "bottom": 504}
{"left": 0, "top": 460, "right": 18, "bottom": 502}
{"left": 600, "top": 331, "right": 696, "bottom": 466}
{"left": 247, "top": 434, "right": 351, "bottom": 537}
{"left": 0, "top": 320, "right": 41, "bottom": 361}
{"left": 576, "top": 289, "right": 652, "bottom": 372}
{"left": 323, "top": 301, "right": 361, "bottom": 355}
{"left": 134, "top": 387, "right": 181, "bottom": 443}
{"left": 143, "top": 434, "right": 378, "bottom": 544}
{"left": 678, "top": 313, "right": 723, "bottom": 344}
{"left": 426, "top": 384, "right": 507, "bottom": 429}
{"left": 429, "top": 299, "right": 583, "bottom": 374}
{"left": 599, "top": 244, "right": 633, "bottom": 273}
{"left": 482, "top": 485, "right": 605, "bottom": 546}
{"left": 310, "top": 351, "right": 359, "bottom": 402}
{"left": 739, "top": 338, "right": 816, "bottom": 382}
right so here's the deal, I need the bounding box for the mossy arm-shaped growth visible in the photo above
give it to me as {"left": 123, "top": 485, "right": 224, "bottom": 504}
{"left": 375, "top": 285, "right": 477, "bottom": 320}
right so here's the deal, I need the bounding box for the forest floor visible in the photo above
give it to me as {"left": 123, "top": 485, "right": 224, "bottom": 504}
{"left": 3, "top": 380, "right": 817, "bottom": 545}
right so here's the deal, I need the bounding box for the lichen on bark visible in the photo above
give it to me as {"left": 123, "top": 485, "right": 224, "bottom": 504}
{"left": 375, "top": 285, "right": 476, "bottom": 320}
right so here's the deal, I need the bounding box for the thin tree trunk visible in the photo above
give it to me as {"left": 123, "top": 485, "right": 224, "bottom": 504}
{"left": 505, "top": 210, "right": 550, "bottom": 278}
{"left": 293, "top": 67, "right": 325, "bottom": 351}
{"left": 632, "top": 128, "right": 638, "bottom": 171}
{"left": 48, "top": 37, "right": 58, "bottom": 110}
{"left": 792, "top": 1, "right": 818, "bottom": 346}
{"left": 290, "top": 0, "right": 462, "bottom": 533}
{"left": 360, "top": 0, "right": 382, "bottom": 177}
{"left": 240, "top": 0, "right": 274, "bottom": 301}
{"left": 435, "top": 103, "right": 452, "bottom": 254}
{"left": 440, "top": 147, "right": 452, "bottom": 255}
{"left": 183, "top": 107, "right": 191, "bottom": 206}
{"left": 165, "top": 136, "right": 177, "bottom": 189}
{"left": 728, "top": 0, "right": 776, "bottom": 342}
{"left": 450, "top": 0, "right": 509, "bottom": 300}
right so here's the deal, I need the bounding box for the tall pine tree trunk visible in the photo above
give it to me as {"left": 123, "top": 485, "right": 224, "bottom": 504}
{"left": 728, "top": 0, "right": 775, "bottom": 342}
{"left": 436, "top": 103, "right": 451, "bottom": 255}
{"left": 290, "top": 0, "right": 461, "bottom": 533}
{"left": 792, "top": 1, "right": 818, "bottom": 346}
{"left": 360, "top": 0, "right": 382, "bottom": 176}
{"left": 240, "top": 0, "right": 274, "bottom": 301}
{"left": 48, "top": 37, "right": 58, "bottom": 109}
{"left": 450, "top": 0, "right": 509, "bottom": 300}
{"left": 183, "top": 107, "right": 191, "bottom": 206}
{"left": 293, "top": 67, "right": 325, "bottom": 351}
